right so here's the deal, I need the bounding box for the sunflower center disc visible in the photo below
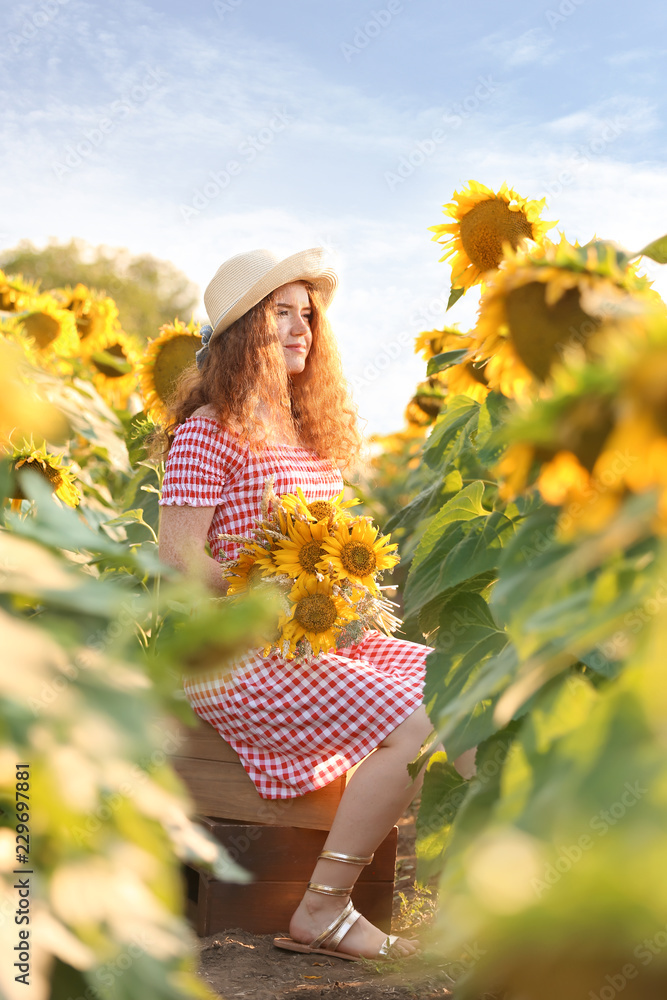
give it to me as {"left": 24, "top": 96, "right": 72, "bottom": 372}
{"left": 294, "top": 593, "right": 338, "bottom": 632}
{"left": 308, "top": 500, "right": 334, "bottom": 521}
{"left": 556, "top": 395, "right": 616, "bottom": 471}
{"left": 14, "top": 458, "right": 63, "bottom": 498}
{"left": 93, "top": 342, "right": 128, "bottom": 378}
{"left": 459, "top": 200, "right": 533, "bottom": 272}
{"left": 246, "top": 563, "right": 265, "bottom": 587}
{"left": 23, "top": 312, "right": 61, "bottom": 349}
{"left": 153, "top": 336, "right": 199, "bottom": 403}
{"left": 299, "top": 540, "right": 323, "bottom": 572}
{"left": 506, "top": 282, "right": 600, "bottom": 381}
{"left": 340, "top": 541, "right": 377, "bottom": 576}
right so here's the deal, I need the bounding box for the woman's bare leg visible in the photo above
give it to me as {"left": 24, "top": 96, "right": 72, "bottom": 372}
{"left": 289, "top": 704, "right": 433, "bottom": 959}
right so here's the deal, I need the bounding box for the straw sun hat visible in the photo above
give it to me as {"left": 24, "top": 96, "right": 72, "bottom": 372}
{"left": 203, "top": 247, "right": 338, "bottom": 341}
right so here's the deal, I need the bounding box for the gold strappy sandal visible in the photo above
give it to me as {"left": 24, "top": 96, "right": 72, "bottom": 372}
{"left": 273, "top": 850, "right": 404, "bottom": 962}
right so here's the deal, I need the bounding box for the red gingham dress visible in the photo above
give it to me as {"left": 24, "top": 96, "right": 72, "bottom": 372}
{"left": 159, "top": 414, "right": 428, "bottom": 800}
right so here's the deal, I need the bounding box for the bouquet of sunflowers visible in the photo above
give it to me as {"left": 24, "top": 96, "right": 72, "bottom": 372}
{"left": 218, "top": 478, "right": 401, "bottom": 661}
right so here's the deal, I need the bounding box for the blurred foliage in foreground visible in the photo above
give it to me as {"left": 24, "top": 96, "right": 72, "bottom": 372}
{"left": 0, "top": 261, "right": 275, "bottom": 999}
{"left": 382, "top": 182, "right": 667, "bottom": 999}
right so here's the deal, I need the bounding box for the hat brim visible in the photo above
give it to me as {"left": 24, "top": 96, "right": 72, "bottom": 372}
{"left": 210, "top": 248, "right": 338, "bottom": 339}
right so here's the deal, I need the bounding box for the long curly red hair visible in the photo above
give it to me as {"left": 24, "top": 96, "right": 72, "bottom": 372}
{"left": 153, "top": 282, "right": 362, "bottom": 470}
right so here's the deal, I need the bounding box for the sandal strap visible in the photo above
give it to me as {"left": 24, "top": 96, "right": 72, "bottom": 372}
{"left": 378, "top": 934, "right": 400, "bottom": 957}
{"left": 318, "top": 850, "right": 374, "bottom": 866}
{"left": 326, "top": 904, "right": 363, "bottom": 951}
{"left": 307, "top": 881, "right": 353, "bottom": 897}
{"left": 310, "top": 899, "right": 363, "bottom": 952}
{"left": 310, "top": 899, "right": 355, "bottom": 949}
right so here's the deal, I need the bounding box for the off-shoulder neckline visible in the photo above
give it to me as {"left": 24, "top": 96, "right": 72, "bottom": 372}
{"left": 184, "top": 413, "right": 316, "bottom": 452}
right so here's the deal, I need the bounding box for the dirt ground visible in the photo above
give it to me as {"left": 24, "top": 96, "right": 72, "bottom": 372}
{"left": 194, "top": 806, "right": 461, "bottom": 1000}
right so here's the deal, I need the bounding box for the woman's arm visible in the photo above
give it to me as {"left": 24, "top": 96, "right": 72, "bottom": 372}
{"left": 157, "top": 505, "right": 229, "bottom": 595}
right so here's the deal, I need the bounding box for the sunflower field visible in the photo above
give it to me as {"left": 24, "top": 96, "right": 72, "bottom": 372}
{"left": 0, "top": 274, "right": 279, "bottom": 1000}
{"left": 381, "top": 181, "right": 667, "bottom": 999}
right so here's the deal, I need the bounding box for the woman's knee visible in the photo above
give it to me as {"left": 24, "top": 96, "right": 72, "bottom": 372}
{"left": 380, "top": 704, "right": 433, "bottom": 751}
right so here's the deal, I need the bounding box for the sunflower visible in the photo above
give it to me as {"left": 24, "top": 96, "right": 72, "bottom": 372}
{"left": 429, "top": 180, "right": 556, "bottom": 290}
{"left": 18, "top": 294, "right": 80, "bottom": 358}
{"left": 88, "top": 328, "right": 141, "bottom": 410}
{"left": 0, "top": 271, "right": 39, "bottom": 313}
{"left": 270, "top": 518, "right": 332, "bottom": 584}
{"left": 57, "top": 282, "right": 120, "bottom": 351}
{"left": 224, "top": 543, "right": 278, "bottom": 595}
{"left": 278, "top": 486, "right": 360, "bottom": 528}
{"left": 405, "top": 397, "right": 437, "bottom": 429}
{"left": 416, "top": 326, "right": 490, "bottom": 404}
{"left": 277, "top": 576, "right": 358, "bottom": 658}
{"left": 405, "top": 377, "right": 447, "bottom": 427}
{"left": 470, "top": 238, "right": 657, "bottom": 401}
{"left": 8, "top": 441, "right": 82, "bottom": 510}
{"left": 138, "top": 319, "right": 201, "bottom": 423}
{"left": 494, "top": 322, "right": 667, "bottom": 534}
{"left": 318, "top": 518, "right": 399, "bottom": 593}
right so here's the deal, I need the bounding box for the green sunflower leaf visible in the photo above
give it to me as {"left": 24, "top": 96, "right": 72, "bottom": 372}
{"left": 638, "top": 234, "right": 667, "bottom": 264}
{"left": 446, "top": 286, "right": 465, "bottom": 310}
{"left": 426, "top": 348, "right": 469, "bottom": 376}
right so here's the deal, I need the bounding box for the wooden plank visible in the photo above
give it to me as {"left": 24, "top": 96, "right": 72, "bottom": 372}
{"left": 174, "top": 718, "right": 365, "bottom": 781}
{"left": 196, "top": 820, "right": 397, "bottom": 882}
{"left": 191, "top": 874, "right": 395, "bottom": 936}
{"left": 172, "top": 756, "right": 346, "bottom": 830}
{"left": 174, "top": 720, "right": 241, "bottom": 764}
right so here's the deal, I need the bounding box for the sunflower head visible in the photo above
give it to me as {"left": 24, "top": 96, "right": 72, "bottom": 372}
{"left": 470, "top": 236, "right": 658, "bottom": 400}
{"left": 430, "top": 180, "right": 556, "bottom": 290}
{"left": 0, "top": 271, "right": 39, "bottom": 313}
{"left": 225, "top": 544, "right": 278, "bottom": 595}
{"left": 416, "top": 326, "right": 490, "bottom": 404}
{"left": 271, "top": 518, "right": 330, "bottom": 584}
{"left": 87, "top": 329, "right": 141, "bottom": 410}
{"left": 319, "top": 517, "right": 399, "bottom": 592}
{"left": 138, "top": 318, "right": 201, "bottom": 423}
{"left": 278, "top": 486, "right": 360, "bottom": 529}
{"left": 277, "top": 575, "right": 357, "bottom": 659}
{"left": 58, "top": 282, "right": 120, "bottom": 348}
{"left": 19, "top": 294, "right": 80, "bottom": 358}
{"left": 405, "top": 377, "right": 447, "bottom": 426}
{"left": 8, "top": 439, "right": 82, "bottom": 508}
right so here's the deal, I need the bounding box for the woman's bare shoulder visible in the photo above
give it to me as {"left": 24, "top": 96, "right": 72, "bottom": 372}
{"left": 190, "top": 405, "right": 243, "bottom": 435}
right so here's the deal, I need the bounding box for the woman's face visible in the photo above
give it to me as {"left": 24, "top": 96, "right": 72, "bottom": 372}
{"left": 273, "top": 281, "right": 312, "bottom": 375}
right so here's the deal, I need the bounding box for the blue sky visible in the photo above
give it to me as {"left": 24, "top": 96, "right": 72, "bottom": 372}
{"left": 4, "top": 0, "right": 667, "bottom": 434}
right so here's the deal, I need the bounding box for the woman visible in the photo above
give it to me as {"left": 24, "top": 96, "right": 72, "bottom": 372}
{"left": 157, "top": 247, "right": 433, "bottom": 961}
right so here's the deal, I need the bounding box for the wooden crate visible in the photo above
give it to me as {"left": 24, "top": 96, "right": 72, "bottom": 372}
{"left": 185, "top": 821, "right": 397, "bottom": 936}
{"left": 172, "top": 718, "right": 359, "bottom": 831}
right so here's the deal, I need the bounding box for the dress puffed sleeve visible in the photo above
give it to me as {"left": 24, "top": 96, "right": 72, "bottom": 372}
{"left": 159, "top": 416, "right": 247, "bottom": 507}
